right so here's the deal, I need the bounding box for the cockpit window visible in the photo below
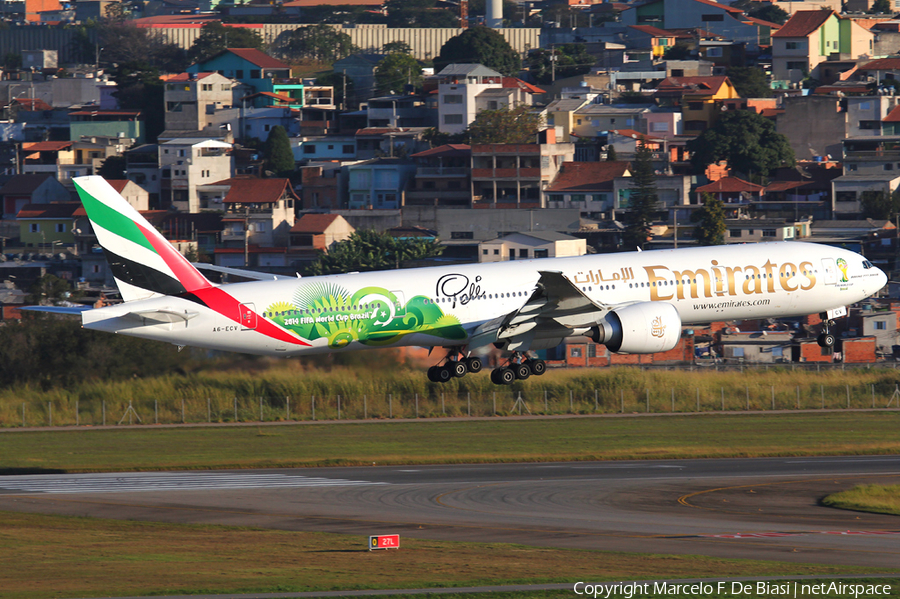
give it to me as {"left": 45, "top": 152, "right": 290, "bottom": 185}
{"left": 862, "top": 260, "right": 873, "bottom": 269}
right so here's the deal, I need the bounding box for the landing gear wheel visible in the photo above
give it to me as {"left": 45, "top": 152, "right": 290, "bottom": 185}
{"left": 465, "top": 356, "right": 483, "bottom": 374}
{"left": 450, "top": 361, "right": 467, "bottom": 378}
{"left": 427, "top": 366, "right": 440, "bottom": 382}
{"left": 528, "top": 359, "right": 546, "bottom": 376}
{"left": 514, "top": 362, "right": 531, "bottom": 380}
{"left": 437, "top": 366, "right": 453, "bottom": 383}
{"left": 494, "top": 368, "right": 515, "bottom": 385}
{"left": 818, "top": 333, "right": 836, "bottom": 348}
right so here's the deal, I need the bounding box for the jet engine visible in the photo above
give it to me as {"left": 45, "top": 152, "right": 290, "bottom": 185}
{"left": 590, "top": 302, "right": 681, "bottom": 354}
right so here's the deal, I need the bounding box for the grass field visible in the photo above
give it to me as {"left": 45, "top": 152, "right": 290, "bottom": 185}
{"left": 4, "top": 364, "right": 900, "bottom": 428}
{"left": 0, "top": 511, "right": 887, "bottom": 599}
{"left": 822, "top": 484, "right": 900, "bottom": 516}
{"left": 1, "top": 412, "right": 899, "bottom": 473}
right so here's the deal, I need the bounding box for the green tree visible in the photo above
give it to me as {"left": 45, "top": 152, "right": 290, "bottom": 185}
{"left": 464, "top": 105, "right": 543, "bottom": 144}
{"left": 306, "top": 230, "right": 443, "bottom": 275}
{"left": 691, "top": 192, "right": 727, "bottom": 246}
{"left": 26, "top": 275, "right": 78, "bottom": 305}
{"left": 263, "top": 126, "right": 295, "bottom": 177}
{"left": 861, "top": 190, "right": 900, "bottom": 220}
{"left": 375, "top": 53, "right": 423, "bottom": 95}
{"left": 687, "top": 110, "right": 795, "bottom": 179}
{"left": 97, "top": 155, "right": 127, "bottom": 180}
{"left": 663, "top": 43, "right": 692, "bottom": 60}
{"left": 747, "top": 4, "right": 789, "bottom": 24}
{"left": 275, "top": 24, "right": 356, "bottom": 63}
{"left": 433, "top": 26, "right": 521, "bottom": 76}
{"left": 606, "top": 145, "right": 617, "bottom": 161}
{"left": 187, "top": 21, "right": 265, "bottom": 65}
{"left": 297, "top": 4, "right": 383, "bottom": 24}
{"left": 383, "top": 41, "right": 412, "bottom": 54}
{"left": 725, "top": 67, "right": 772, "bottom": 98}
{"left": 2, "top": 52, "right": 21, "bottom": 70}
{"left": 622, "top": 139, "right": 659, "bottom": 250}
{"left": 110, "top": 62, "right": 166, "bottom": 143}
{"left": 870, "top": 0, "right": 892, "bottom": 13}
{"left": 526, "top": 44, "right": 594, "bottom": 84}
{"left": 385, "top": 0, "right": 458, "bottom": 27}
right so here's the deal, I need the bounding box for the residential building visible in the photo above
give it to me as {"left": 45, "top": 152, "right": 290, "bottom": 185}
{"left": 725, "top": 218, "right": 798, "bottom": 243}
{"left": 18, "top": 141, "right": 86, "bottom": 186}
{"left": 159, "top": 138, "right": 234, "bottom": 212}
{"left": 471, "top": 131, "right": 575, "bottom": 208}
{"left": 619, "top": 0, "right": 768, "bottom": 52}
{"left": 695, "top": 176, "right": 765, "bottom": 205}
{"left": 355, "top": 127, "right": 428, "bottom": 160}
{"left": 571, "top": 104, "right": 653, "bottom": 139}
{"left": 16, "top": 202, "right": 81, "bottom": 248}
{"left": 213, "top": 177, "right": 297, "bottom": 249}
{"left": 654, "top": 75, "right": 740, "bottom": 134}
{"left": 771, "top": 10, "right": 874, "bottom": 84}
{"left": 406, "top": 144, "right": 471, "bottom": 208}
{"left": 107, "top": 179, "right": 150, "bottom": 211}
{"left": 299, "top": 163, "right": 341, "bottom": 210}
{"left": 294, "top": 136, "right": 357, "bottom": 162}
{"left": 544, "top": 97, "right": 592, "bottom": 143}
{"left": 545, "top": 161, "right": 631, "bottom": 213}
{"left": 367, "top": 95, "right": 434, "bottom": 128}
{"left": 346, "top": 158, "right": 418, "bottom": 209}
{"left": 68, "top": 110, "right": 144, "bottom": 144}
{"left": 332, "top": 54, "right": 385, "bottom": 108}
{"left": 162, "top": 72, "right": 235, "bottom": 132}
{"left": 0, "top": 173, "right": 70, "bottom": 220}
{"left": 289, "top": 213, "right": 354, "bottom": 265}
{"left": 124, "top": 144, "right": 161, "bottom": 208}
{"left": 478, "top": 231, "right": 587, "bottom": 263}
{"left": 187, "top": 49, "right": 291, "bottom": 96}
{"left": 437, "top": 64, "right": 504, "bottom": 135}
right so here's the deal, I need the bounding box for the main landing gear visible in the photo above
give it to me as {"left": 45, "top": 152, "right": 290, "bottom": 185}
{"left": 489, "top": 352, "right": 547, "bottom": 386}
{"left": 427, "top": 349, "right": 483, "bottom": 383}
{"left": 817, "top": 320, "right": 836, "bottom": 348}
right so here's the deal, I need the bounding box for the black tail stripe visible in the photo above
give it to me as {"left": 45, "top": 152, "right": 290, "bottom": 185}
{"left": 102, "top": 248, "right": 188, "bottom": 297}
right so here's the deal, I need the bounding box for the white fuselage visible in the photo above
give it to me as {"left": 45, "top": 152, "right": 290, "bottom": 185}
{"left": 82, "top": 242, "right": 886, "bottom": 357}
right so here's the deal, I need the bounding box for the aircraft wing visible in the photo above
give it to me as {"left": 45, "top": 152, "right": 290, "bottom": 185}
{"left": 192, "top": 263, "right": 294, "bottom": 281}
{"left": 469, "top": 270, "right": 617, "bottom": 351}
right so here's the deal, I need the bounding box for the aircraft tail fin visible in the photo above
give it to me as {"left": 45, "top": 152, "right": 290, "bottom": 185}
{"left": 73, "top": 176, "right": 212, "bottom": 302}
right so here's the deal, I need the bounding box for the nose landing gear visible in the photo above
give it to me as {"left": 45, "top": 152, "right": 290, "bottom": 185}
{"left": 817, "top": 320, "right": 836, "bottom": 348}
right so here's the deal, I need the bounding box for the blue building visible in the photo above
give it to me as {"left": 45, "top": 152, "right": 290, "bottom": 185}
{"left": 346, "top": 158, "right": 417, "bottom": 209}
{"left": 187, "top": 48, "right": 291, "bottom": 96}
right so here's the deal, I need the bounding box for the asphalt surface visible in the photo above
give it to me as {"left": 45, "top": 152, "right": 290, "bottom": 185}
{"left": 2, "top": 456, "right": 900, "bottom": 569}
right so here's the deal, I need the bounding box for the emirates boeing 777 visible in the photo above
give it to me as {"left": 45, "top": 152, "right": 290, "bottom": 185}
{"left": 33, "top": 176, "right": 886, "bottom": 385}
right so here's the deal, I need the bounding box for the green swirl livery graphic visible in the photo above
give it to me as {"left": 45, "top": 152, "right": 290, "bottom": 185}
{"left": 263, "top": 282, "right": 467, "bottom": 348}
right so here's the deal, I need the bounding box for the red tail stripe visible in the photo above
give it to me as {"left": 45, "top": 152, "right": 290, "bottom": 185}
{"left": 193, "top": 287, "right": 310, "bottom": 347}
{"left": 135, "top": 222, "right": 211, "bottom": 293}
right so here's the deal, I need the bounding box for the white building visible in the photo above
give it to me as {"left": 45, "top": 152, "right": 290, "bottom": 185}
{"left": 437, "top": 64, "right": 504, "bottom": 135}
{"left": 163, "top": 72, "right": 236, "bottom": 132}
{"left": 478, "top": 231, "right": 587, "bottom": 263}
{"left": 159, "top": 139, "right": 234, "bottom": 213}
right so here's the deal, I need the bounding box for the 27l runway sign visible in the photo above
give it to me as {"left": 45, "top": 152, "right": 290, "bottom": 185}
{"left": 369, "top": 534, "right": 400, "bottom": 550}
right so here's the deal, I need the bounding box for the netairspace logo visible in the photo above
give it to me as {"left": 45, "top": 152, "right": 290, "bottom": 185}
{"left": 572, "top": 581, "right": 893, "bottom": 598}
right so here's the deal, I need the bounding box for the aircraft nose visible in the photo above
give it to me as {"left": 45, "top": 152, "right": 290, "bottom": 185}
{"left": 877, "top": 267, "right": 888, "bottom": 291}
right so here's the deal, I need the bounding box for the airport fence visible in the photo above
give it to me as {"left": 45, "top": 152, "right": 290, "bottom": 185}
{"left": 6, "top": 379, "right": 900, "bottom": 428}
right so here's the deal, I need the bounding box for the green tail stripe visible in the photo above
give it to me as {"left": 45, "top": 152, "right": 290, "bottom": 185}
{"left": 75, "top": 181, "right": 157, "bottom": 254}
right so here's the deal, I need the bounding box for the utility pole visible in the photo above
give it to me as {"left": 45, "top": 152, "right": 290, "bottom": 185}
{"left": 243, "top": 205, "right": 250, "bottom": 267}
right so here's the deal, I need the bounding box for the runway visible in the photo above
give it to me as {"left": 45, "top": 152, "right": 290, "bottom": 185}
{"left": 1, "top": 456, "right": 899, "bottom": 569}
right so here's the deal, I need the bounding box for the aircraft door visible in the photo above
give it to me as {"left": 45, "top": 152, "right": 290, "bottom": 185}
{"left": 239, "top": 303, "right": 258, "bottom": 330}
{"left": 821, "top": 258, "right": 837, "bottom": 285}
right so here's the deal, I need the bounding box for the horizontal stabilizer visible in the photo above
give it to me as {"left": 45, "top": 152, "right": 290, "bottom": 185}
{"left": 21, "top": 305, "right": 92, "bottom": 315}
{"left": 192, "top": 263, "right": 291, "bottom": 281}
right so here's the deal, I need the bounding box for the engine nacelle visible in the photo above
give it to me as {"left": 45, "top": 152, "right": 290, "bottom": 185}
{"left": 590, "top": 302, "right": 682, "bottom": 354}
